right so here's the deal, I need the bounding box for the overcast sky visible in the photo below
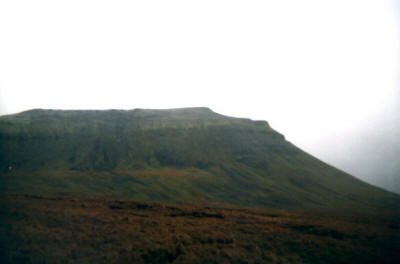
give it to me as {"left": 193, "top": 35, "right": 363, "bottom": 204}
{"left": 0, "top": 1, "right": 399, "bottom": 191}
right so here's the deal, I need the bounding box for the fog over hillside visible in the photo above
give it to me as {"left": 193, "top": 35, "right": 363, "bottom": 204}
{"left": 299, "top": 91, "right": 400, "bottom": 194}
{"left": 0, "top": 1, "right": 398, "bottom": 194}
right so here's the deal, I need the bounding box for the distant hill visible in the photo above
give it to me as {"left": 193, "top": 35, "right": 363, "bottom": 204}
{"left": 0, "top": 108, "right": 399, "bottom": 209}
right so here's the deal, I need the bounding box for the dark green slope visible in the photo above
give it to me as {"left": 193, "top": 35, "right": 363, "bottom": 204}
{"left": 0, "top": 108, "right": 399, "bottom": 209}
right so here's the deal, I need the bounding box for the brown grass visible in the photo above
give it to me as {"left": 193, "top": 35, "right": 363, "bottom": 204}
{"left": 1, "top": 194, "right": 399, "bottom": 264}
{"left": 118, "top": 169, "right": 197, "bottom": 178}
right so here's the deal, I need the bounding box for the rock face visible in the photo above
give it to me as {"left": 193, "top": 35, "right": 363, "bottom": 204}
{"left": 0, "top": 108, "right": 399, "bottom": 209}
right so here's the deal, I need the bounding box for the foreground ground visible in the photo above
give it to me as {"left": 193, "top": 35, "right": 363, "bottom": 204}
{"left": 0, "top": 194, "right": 399, "bottom": 264}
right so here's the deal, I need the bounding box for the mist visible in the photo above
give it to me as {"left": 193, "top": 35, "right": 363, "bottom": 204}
{"left": 296, "top": 3, "right": 400, "bottom": 194}
{"left": 299, "top": 92, "right": 400, "bottom": 194}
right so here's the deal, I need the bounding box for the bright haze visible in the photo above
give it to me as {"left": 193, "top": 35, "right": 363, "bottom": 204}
{"left": 0, "top": 1, "right": 399, "bottom": 192}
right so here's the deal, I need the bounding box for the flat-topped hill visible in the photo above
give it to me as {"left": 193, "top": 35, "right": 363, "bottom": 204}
{"left": 0, "top": 108, "right": 399, "bottom": 209}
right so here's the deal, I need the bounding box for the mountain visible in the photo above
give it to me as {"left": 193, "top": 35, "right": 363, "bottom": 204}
{"left": 0, "top": 107, "right": 399, "bottom": 209}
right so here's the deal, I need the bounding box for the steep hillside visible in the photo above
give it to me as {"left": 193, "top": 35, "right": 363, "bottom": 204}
{"left": 0, "top": 108, "right": 399, "bottom": 209}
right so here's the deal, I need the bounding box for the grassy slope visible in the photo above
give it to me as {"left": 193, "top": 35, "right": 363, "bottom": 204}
{"left": 0, "top": 108, "right": 399, "bottom": 209}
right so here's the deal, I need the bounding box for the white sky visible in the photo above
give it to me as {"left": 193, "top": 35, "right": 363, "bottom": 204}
{"left": 0, "top": 1, "right": 399, "bottom": 187}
